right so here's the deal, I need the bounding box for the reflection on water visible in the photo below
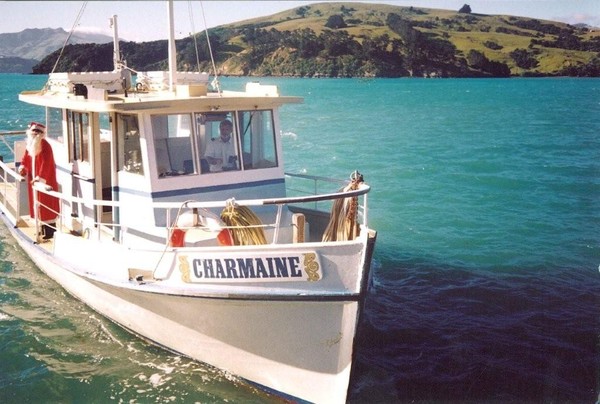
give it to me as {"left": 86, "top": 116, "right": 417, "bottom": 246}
{"left": 0, "top": 225, "right": 282, "bottom": 403}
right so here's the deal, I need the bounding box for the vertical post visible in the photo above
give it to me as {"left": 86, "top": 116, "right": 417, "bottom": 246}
{"left": 272, "top": 204, "right": 283, "bottom": 244}
{"left": 293, "top": 213, "right": 305, "bottom": 243}
{"left": 167, "top": 0, "right": 177, "bottom": 92}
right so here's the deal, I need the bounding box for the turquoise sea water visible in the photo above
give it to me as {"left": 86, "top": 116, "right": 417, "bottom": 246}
{"left": 0, "top": 74, "right": 598, "bottom": 402}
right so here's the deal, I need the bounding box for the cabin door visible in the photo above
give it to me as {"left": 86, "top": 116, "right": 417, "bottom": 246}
{"left": 113, "top": 113, "right": 143, "bottom": 241}
{"left": 67, "top": 110, "right": 105, "bottom": 230}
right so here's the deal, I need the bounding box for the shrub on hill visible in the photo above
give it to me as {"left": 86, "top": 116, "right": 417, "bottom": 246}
{"left": 458, "top": 4, "right": 472, "bottom": 14}
{"left": 325, "top": 15, "right": 347, "bottom": 29}
{"left": 510, "top": 48, "right": 539, "bottom": 69}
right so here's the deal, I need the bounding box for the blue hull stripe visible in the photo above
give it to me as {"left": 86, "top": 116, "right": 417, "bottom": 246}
{"left": 114, "top": 178, "right": 285, "bottom": 199}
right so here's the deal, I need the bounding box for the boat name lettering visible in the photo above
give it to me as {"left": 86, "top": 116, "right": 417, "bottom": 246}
{"left": 178, "top": 253, "right": 322, "bottom": 283}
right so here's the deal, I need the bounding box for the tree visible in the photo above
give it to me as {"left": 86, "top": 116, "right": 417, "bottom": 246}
{"left": 458, "top": 4, "right": 472, "bottom": 14}
{"left": 296, "top": 6, "right": 310, "bottom": 18}
{"left": 319, "top": 30, "right": 358, "bottom": 57}
{"left": 325, "top": 15, "right": 347, "bottom": 29}
{"left": 510, "top": 48, "right": 539, "bottom": 69}
{"left": 467, "top": 49, "right": 510, "bottom": 77}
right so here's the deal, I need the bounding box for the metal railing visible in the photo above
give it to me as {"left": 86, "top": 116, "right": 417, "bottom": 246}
{"left": 284, "top": 172, "right": 368, "bottom": 226}
{"left": 0, "top": 157, "right": 371, "bottom": 246}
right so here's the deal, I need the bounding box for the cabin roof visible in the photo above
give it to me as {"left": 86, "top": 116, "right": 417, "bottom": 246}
{"left": 19, "top": 90, "right": 303, "bottom": 113}
{"left": 19, "top": 71, "right": 303, "bottom": 113}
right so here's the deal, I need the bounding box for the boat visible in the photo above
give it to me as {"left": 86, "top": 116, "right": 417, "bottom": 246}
{"left": 0, "top": 3, "right": 376, "bottom": 403}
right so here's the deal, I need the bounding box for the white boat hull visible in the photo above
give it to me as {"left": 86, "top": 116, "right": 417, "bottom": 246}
{"left": 95, "top": 284, "right": 360, "bottom": 402}
{"left": 4, "top": 217, "right": 374, "bottom": 403}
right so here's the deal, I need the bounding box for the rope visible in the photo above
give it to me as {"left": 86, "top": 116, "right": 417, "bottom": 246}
{"left": 322, "top": 171, "right": 364, "bottom": 242}
{"left": 220, "top": 198, "right": 267, "bottom": 245}
{"left": 49, "top": 1, "right": 88, "bottom": 76}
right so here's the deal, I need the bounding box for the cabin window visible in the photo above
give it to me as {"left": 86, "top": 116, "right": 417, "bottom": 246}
{"left": 197, "top": 112, "right": 240, "bottom": 173}
{"left": 46, "top": 108, "right": 63, "bottom": 142}
{"left": 237, "top": 110, "right": 277, "bottom": 170}
{"left": 68, "top": 111, "right": 90, "bottom": 162}
{"left": 99, "top": 113, "right": 111, "bottom": 135}
{"left": 151, "top": 113, "right": 197, "bottom": 177}
{"left": 117, "top": 114, "right": 143, "bottom": 175}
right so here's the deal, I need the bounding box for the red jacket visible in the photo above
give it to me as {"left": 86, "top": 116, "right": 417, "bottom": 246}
{"left": 21, "top": 139, "right": 59, "bottom": 222}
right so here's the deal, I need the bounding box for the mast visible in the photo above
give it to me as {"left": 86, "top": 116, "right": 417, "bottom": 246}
{"left": 110, "top": 15, "right": 120, "bottom": 71}
{"left": 167, "top": 0, "right": 177, "bottom": 92}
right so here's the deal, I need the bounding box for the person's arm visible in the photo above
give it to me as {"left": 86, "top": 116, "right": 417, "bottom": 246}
{"left": 204, "top": 141, "right": 222, "bottom": 165}
{"left": 18, "top": 151, "right": 30, "bottom": 176}
{"left": 204, "top": 141, "right": 226, "bottom": 172}
{"left": 206, "top": 155, "right": 222, "bottom": 165}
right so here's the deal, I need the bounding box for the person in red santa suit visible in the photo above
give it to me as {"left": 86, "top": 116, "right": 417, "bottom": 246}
{"left": 18, "top": 122, "right": 60, "bottom": 239}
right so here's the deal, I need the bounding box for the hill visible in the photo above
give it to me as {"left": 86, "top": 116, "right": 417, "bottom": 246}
{"left": 0, "top": 56, "right": 37, "bottom": 74}
{"left": 0, "top": 28, "right": 112, "bottom": 73}
{"left": 32, "top": 3, "right": 600, "bottom": 77}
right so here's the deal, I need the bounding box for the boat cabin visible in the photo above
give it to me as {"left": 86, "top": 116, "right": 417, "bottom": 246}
{"left": 19, "top": 71, "right": 303, "bottom": 245}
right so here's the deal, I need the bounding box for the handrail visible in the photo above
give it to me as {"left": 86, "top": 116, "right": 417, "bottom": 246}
{"left": 0, "top": 160, "right": 26, "bottom": 182}
{"left": 12, "top": 163, "right": 371, "bottom": 244}
{"left": 284, "top": 172, "right": 346, "bottom": 185}
{"left": 0, "top": 130, "right": 27, "bottom": 136}
{"left": 33, "top": 181, "right": 371, "bottom": 211}
{"left": 0, "top": 130, "right": 27, "bottom": 156}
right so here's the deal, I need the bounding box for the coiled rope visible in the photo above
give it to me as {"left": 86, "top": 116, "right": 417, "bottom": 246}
{"left": 322, "top": 170, "right": 364, "bottom": 242}
{"left": 220, "top": 198, "right": 267, "bottom": 245}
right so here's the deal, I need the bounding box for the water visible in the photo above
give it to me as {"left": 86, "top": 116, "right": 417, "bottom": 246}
{"left": 1, "top": 74, "right": 598, "bottom": 402}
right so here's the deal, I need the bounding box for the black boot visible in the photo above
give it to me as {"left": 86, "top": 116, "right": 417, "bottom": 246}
{"left": 42, "top": 223, "right": 56, "bottom": 239}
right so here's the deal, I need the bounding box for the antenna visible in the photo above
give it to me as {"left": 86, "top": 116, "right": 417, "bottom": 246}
{"left": 167, "top": 0, "right": 177, "bottom": 92}
{"left": 110, "top": 15, "right": 120, "bottom": 71}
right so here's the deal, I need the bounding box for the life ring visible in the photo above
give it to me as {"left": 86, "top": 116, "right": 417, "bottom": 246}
{"left": 169, "top": 227, "right": 232, "bottom": 247}
{"left": 217, "top": 228, "right": 234, "bottom": 246}
{"left": 169, "top": 227, "right": 186, "bottom": 247}
{"left": 169, "top": 211, "right": 232, "bottom": 247}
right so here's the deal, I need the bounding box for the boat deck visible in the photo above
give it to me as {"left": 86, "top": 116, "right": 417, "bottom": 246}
{"left": 15, "top": 216, "right": 58, "bottom": 253}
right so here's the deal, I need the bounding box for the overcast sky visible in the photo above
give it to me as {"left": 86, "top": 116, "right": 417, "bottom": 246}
{"left": 1, "top": 1, "right": 598, "bottom": 42}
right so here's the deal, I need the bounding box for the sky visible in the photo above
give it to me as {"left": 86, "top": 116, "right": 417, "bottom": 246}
{"left": 0, "top": 1, "right": 598, "bottom": 42}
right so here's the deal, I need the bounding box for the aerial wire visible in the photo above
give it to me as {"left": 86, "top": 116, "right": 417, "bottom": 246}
{"left": 187, "top": 1, "right": 202, "bottom": 71}
{"left": 50, "top": 1, "right": 88, "bottom": 76}
{"left": 198, "top": 1, "right": 221, "bottom": 95}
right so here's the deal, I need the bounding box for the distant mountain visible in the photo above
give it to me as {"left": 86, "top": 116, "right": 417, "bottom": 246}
{"left": 0, "top": 28, "right": 112, "bottom": 73}
{"left": 0, "top": 56, "right": 37, "bottom": 74}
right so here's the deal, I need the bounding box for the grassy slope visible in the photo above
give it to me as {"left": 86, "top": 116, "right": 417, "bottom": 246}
{"left": 219, "top": 2, "right": 599, "bottom": 75}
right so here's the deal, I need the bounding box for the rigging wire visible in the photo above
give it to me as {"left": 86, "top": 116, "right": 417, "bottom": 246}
{"left": 50, "top": 1, "right": 88, "bottom": 76}
{"left": 187, "top": 1, "right": 202, "bottom": 72}
{"left": 198, "top": 1, "right": 221, "bottom": 95}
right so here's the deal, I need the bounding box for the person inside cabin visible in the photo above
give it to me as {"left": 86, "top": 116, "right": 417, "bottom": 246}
{"left": 18, "top": 122, "right": 60, "bottom": 239}
{"left": 204, "top": 119, "right": 237, "bottom": 172}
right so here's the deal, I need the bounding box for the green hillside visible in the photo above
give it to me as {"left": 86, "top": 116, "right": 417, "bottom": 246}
{"left": 34, "top": 2, "right": 600, "bottom": 77}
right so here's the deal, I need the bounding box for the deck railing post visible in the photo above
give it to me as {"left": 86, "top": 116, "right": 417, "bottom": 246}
{"left": 272, "top": 204, "right": 283, "bottom": 244}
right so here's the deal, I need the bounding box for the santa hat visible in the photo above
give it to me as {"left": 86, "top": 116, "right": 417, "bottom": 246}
{"left": 28, "top": 122, "right": 46, "bottom": 134}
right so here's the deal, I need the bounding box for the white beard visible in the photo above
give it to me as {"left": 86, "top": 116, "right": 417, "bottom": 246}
{"left": 26, "top": 133, "right": 42, "bottom": 156}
